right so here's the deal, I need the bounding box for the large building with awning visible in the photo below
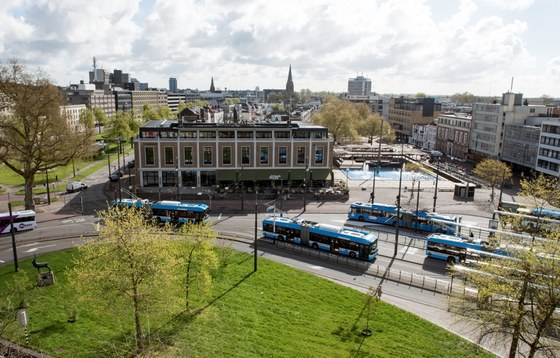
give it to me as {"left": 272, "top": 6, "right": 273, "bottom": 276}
{"left": 133, "top": 118, "right": 334, "bottom": 195}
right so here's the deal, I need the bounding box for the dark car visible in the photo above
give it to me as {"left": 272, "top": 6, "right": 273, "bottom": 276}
{"left": 127, "top": 160, "right": 135, "bottom": 169}
{"left": 109, "top": 171, "right": 123, "bottom": 182}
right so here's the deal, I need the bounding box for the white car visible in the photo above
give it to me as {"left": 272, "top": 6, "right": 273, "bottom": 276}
{"left": 66, "top": 181, "right": 88, "bottom": 193}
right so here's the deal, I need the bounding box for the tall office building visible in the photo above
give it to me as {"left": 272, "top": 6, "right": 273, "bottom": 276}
{"left": 348, "top": 75, "right": 372, "bottom": 96}
{"left": 169, "top": 77, "right": 177, "bottom": 92}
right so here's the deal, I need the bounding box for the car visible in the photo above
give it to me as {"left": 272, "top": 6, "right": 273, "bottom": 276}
{"left": 127, "top": 160, "right": 135, "bottom": 168}
{"left": 66, "top": 181, "right": 88, "bottom": 193}
{"left": 109, "top": 171, "right": 123, "bottom": 182}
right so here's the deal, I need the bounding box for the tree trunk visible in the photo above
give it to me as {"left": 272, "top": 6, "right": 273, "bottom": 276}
{"left": 132, "top": 280, "right": 143, "bottom": 352}
{"left": 508, "top": 280, "right": 529, "bottom": 358}
{"left": 185, "top": 245, "right": 197, "bottom": 310}
{"left": 24, "top": 175, "right": 35, "bottom": 211}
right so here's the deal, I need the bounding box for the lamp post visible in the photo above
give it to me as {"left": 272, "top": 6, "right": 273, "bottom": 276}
{"left": 254, "top": 190, "right": 258, "bottom": 272}
{"left": 303, "top": 164, "right": 309, "bottom": 212}
{"left": 241, "top": 165, "right": 244, "bottom": 211}
{"left": 521, "top": 144, "right": 528, "bottom": 177}
{"left": 371, "top": 120, "right": 384, "bottom": 203}
{"left": 176, "top": 167, "right": 180, "bottom": 201}
{"left": 45, "top": 169, "right": 51, "bottom": 205}
{"left": 8, "top": 202, "right": 19, "bottom": 272}
{"left": 498, "top": 168, "right": 506, "bottom": 206}
{"left": 106, "top": 150, "right": 111, "bottom": 176}
{"left": 432, "top": 155, "right": 440, "bottom": 212}
{"left": 394, "top": 144, "right": 404, "bottom": 256}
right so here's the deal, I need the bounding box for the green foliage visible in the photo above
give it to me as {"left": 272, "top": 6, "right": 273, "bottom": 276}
{"left": 473, "top": 159, "right": 512, "bottom": 202}
{"left": 0, "top": 271, "right": 33, "bottom": 335}
{"left": 105, "top": 110, "right": 135, "bottom": 142}
{"left": 78, "top": 109, "right": 95, "bottom": 130}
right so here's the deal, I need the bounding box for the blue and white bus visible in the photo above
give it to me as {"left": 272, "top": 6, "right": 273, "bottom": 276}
{"left": 262, "top": 217, "right": 378, "bottom": 261}
{"left": 151, "top": 201, "right": 209, "bottom": 224}
{"left": 0, "top": 210, "right": 37, "bottom": 234}
{"left": 111, "top": 198, "right": 151, "bottom": 208}
{"left": 425, "top": 233, "right": 508, "bottom": 264}
{"left": 348, "top": 202, "right": 457, "bottom": 234}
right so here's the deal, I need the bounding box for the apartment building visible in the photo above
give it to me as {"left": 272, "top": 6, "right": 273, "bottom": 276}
{"left": 536, "top": 119, "right": 560, "bottom": 177}
{"left": 434, "top": 113, "right": 471, "bottom": 160}
{"left": 66, "top": 82, "right": 116, "bottom": 120}
{"left": 133, "top": 119, "right": 334, "bottom": 194}
{"left": 388, "top": 97, "right": 442, "bottom": 142}
{"left": 61, "top": 104, "right": 87, "bottom": 132}
{"left": 130, "top": 90, "right": 168, "bottom": 120}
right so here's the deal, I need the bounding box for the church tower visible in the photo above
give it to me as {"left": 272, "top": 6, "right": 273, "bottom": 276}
{"left": 210, "top": 77, "right": 215, "bottom": 93}
{"left": 286, "top": 65, "right": 294, "bottom": 94}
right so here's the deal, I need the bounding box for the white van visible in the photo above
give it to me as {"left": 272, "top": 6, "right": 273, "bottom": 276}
{"left": 66, "top": 181, "right": 88, "bottom": 193}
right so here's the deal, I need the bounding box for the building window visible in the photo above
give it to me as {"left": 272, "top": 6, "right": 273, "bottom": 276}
{"left": 222, "top": 147, "right": 232, "bottom": 165}
{"left": 142, "top": 171, "right": 158, "bottom": 187}
{"left": 238, "top": 131, "right": 253, "bottom": 139}
{"left": 275, "top": 131, "right": 290, "bottom": 139}
{"left": 297, "top": 147, "right": 306, "bottom": 164}
{"left": 164, "top": 147, "right": 174, "bottom": 165}
{"left": 162, "top": 171, "right": 177, "bottom": 186}
{"left": 260, "top": 147, "right": 269, "bottom": 164}
{"left": 242, "top": 146, "right": 250, "bottom": 165}
{"left": 184, "top": 147, "right": 193, "bottom": 165}
{"left": 256, "top": 131, "right": 272, "bottom": 139}
{"left": 181, "top": 131, "right": 197, "bottom": 138}
{"left": 200, "top": 131, "right": 216, "bottom": 139}
{"left": 145, "top": 147, "right": 155, "bottom": 165}
{"left": 203, "top": 147, "right": 212, "bottom": 165}
{"left": 219, "top": 131, "right": 235, "bottom": 138}
{"left": 279, "top": 147, "right": 287, "bottom": 164}
{"left": 315, "top": 146, "right": 324, "bottom": 164}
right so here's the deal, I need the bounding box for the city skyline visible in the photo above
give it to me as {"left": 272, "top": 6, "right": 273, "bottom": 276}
{"left": 1, "top": 0, "right": 559, "bottom": 97}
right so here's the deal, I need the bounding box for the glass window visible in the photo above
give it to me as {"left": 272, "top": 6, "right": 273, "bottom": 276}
{"left": 142, "top": 171, "right": 158, "bottom": 187}
{"left": 242, "top": 146, "right": 250, "bottom": 165}
{"left": 164, "top": 147, "right": 174, "bottom": 165}
{"left": 203, "top": 147, "right": 212, "bottom": 165}
{"left": 297, "top": 147, "right": 306, "bottom": 164}
{"left": 181, "top": 131, "right": 197, "bottom": 138}
{"left": 279, "top": 147, "right": 287, "bottom": 164}
{"left": 145, "top": 147, "right": 155, "bottom": 165}
{"left": 275, "top": 131, "right": 290, "bottom": 138}
{"left": 314, "top": 146, "right": 324, "bottom": 164}
{"left": 219, "top": 131, "right": 235, "bottom": 138}
{"left": 184, "top": 147, "right": 193, "bottom": 165}
{"left": 238, "top": 131, "right": 253, "bottom": 138}
{"left": 223, "top": 147, "right": 232, "bottom": 165}
{"left": 256, "top": 131, "right": 272, "bottom": 138}
{"left": 260, "top": 147, "right": 269, "bottom": 164}
{"left": 200, "top": 131, "right": 216, "bottom": 139}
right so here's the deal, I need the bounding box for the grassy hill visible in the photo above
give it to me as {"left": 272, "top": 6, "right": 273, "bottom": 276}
{"left": 0, "top": 249, "right": 493, "bottom": 357}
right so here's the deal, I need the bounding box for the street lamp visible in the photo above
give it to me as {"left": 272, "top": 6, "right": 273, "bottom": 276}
{"left": 303, "top": 163, "right": 309, "bottom": 212}
{"left": 241, "top": 165, "right": 244, "bottom": 211}
{"left": 371, "top": 120, "right": 384, "bottom": 203}
{"left": 254, "top": 190, "right": 258, "bottom": 272}
{"left": 45, "top": 169, "right": 51, "bottom": 205}
{"left": 432, "top": 155, "right": 441, "bottom": 212}
{"left": 176, "top": 167, "right": 180, "bottom": 201}
{"left": 394, "top": 143, "right": 404, "bottom": 256}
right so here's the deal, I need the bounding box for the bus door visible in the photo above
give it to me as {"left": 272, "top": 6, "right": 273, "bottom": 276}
{"left": 402, "top": 212, "right": 414, "bottom": 229}
{"left": 300, "top": 225, "right": 310, "bottom": 246}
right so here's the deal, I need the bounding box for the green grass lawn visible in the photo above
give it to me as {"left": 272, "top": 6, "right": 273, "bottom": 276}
{"left": 0, "top": 249, "right": 494, "bottom": 358}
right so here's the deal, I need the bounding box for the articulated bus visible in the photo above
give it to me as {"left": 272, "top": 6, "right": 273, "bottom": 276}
{"left": 348, "top": 202, "right": 458, "bottom": 234}
{"left": 425, "top": 233, "right": 509, "bottom": 264}
{"left": 0, "top": 210, "right": 37, "bottom": 234}
{"left": 151, "top": 201, "right": 209, "bottom": 224}
{"left": 262, "top": 217, "right": 378, "bottom": 261}
{"left": 111, "top": 199, "right": 209, "bottom": 224}
{"left": 493, "top": 207, "right": 560, "bottom": 236}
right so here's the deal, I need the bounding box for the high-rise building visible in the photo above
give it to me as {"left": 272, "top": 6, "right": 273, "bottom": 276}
{"left": 348, "top": 75, "right": 372, "bottom": 96}
{"left": 169, "top": 77, "right": 177, "bottom": 92}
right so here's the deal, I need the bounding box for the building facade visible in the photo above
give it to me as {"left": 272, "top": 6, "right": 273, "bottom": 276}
{"left": 347, "top": 75, "right": 371, "bottom": 96}
{"left": 133, "top": 120, "right": 334, "bottom": 194}
{"left": 387, "top": 97, "right": 442, "bottom": 143}
{"left": 434, "top": 113, "right": 471, "bottom": 160}
{"left": 169, "top": 77, "right": 177, "bottom": 93}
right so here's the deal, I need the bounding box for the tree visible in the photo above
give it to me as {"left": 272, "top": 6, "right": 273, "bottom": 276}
{"left": 105, "top": 109, "right": 135, "bottom": 151}
{"left": 415, "top": 92, "right": 427, "bottom": 98}
{"left": 70, "top": 206, "right": 181, "bottom": 353}
{"left": 449, "top": 178, "right": 560, "bottom": 358}
{"left": 473, "top": 159, "right": 512, "bottom": 203}
{"left": 404, "top": 162, "right": 424, "bottom": 202}
{"left": 312, "top": 96, "right": 362, "bottom": 144}
{"left": 540, "top": 94, "right": 554, "bottom": 106}
{"left": 141, "top": 103, "right": 159, "bottom": 121}
{"left": 79, "top": 108, "right": 95, "bottom": 131}
{"left": 450, "top": 92, "right": 476, "bottom": 104}
{"left": 178, "top": 223, "right": 219, "bottom": 310}
{"left": 93, "top": 107, "right": 108, "bottom": 134}
{"left": 357, "top": 111, "right": 394, "bottom": 145}
{"left": 267, "top": 93, "right": 283, "bottom": 104}
{"left": 0, "top": 60, "right": 94, "bottom": 209}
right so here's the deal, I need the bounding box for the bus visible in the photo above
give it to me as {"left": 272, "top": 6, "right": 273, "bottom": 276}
{"left": 425, "top": 233, "right": 508, "bottom": 264}
{"left": 262, "top": 216, "right": 378, "bottom": 261}
{"left": 150, "top": 201, "right": 209, "bottom": 224}
{"left": 493, "top": 207, "right": 560, "bottom": 236}
{"left": 348, "top": 202, "right": 457, "bottom": 234}
{"left": 111, "top": 198, "right": 151, "bottom": 208}
{"left": 0, "top": 210, "right": 37, "bottom": 234}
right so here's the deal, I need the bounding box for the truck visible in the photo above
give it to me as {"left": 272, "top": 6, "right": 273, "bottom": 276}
{"left": 66, "top": 181, "right": 88, "bottom": 193}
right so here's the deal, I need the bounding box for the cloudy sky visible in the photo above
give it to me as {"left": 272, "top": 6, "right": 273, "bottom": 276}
{"left": 1, "top": 0, "right": 559, "bottom": 97}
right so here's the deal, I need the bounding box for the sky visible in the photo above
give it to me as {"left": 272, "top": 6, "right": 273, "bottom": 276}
{"left": 1, "top": 0, "right": 559, "bottom": 97}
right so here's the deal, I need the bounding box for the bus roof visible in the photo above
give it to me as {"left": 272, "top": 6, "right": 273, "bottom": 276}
{"left": 0, "top": 209, "right": 36, "bottom": 217}
{"left": 413, "top": 210, "right": 456, "bottom": 221}
{"left": 152, "top": 201, "right": 209, "bottom": 211}
{"left": 350, "top": 201, "right": 399, "bottom": 212}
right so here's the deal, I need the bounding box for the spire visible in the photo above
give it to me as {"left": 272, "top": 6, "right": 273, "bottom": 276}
{"left": 286, "top": 65, "right": 294, "bottom": 94}
{"left": 210, "top": 77, "right": 215, "bottom": 93}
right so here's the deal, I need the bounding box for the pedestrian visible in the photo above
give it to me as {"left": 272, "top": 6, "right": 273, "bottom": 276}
{"left": 375, "top": 285, "right": 382, "bottom": 301}
{"left": 469, "top": 230, "right": 474, "bottom": 239}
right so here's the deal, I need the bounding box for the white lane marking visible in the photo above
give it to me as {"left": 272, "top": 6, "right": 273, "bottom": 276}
{"left": 308, "top": 265, "right": 324, "bottom": 270}
{"left": 400, "top": 247, "right": 421, "bottom": 255}
{"left": 62, "top": 219, "right": 74, "bottom": 224}
{"left": 24, "top": 244, "right": 56, "bottom": 253}
{"left": 0, "top": 260, "right": 5, "bottom": 263}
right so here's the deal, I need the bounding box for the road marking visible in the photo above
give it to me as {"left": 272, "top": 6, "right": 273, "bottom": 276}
{"left": 400, "top": 247, "right": 421, "bottom": 255}
{"left": 24, "top": 244, "right": 56, "bottom": 253}
{"left": 0, "top": 260, "right": 4, "bottom": 263}
{"left": 74, "top": 218, "right": 86, "bottom": 223}
{"left": 308, "top": 265, "right": 324, "bottom": 270}
{"left": 62, "top": 219, "right": 74, "bottom": 224}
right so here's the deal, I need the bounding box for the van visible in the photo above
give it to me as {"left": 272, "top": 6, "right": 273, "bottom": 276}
{"left": 66, "top": 181, "right": 88, "bottom": 193}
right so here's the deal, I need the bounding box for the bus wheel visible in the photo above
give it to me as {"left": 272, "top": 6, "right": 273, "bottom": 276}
{"left": 349, "top": 251, "right": 356, "bottom": 258}
{"left": 278, "top": 235, "right": 285, "bottom": 242}
{"left": 358, "top": 216, "right": 365, "bottom": 222}
{"left": 312, "top": 243, "right": 319, "bottom": 249}
{"left": 447, "top": 256, "right": 456, "bottom": 265}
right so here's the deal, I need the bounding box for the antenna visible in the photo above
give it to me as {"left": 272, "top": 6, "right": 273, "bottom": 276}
{"left": 510, "top": 77, "right": 514, "bottom": 92}
{"left": 92, "top": 57, "right": 97, "bottom": 82}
